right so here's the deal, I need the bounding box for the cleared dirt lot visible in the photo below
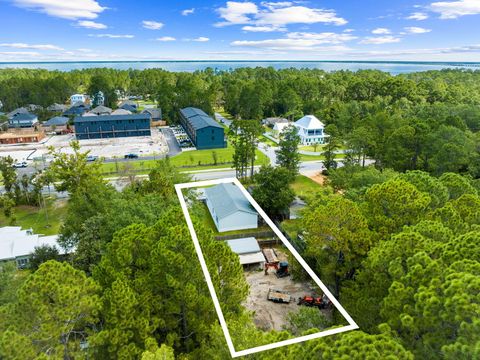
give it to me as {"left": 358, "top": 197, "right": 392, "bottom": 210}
{"left": 243, "top": 248, "right": 321, "bottom": 331}
{"left": 0, "top": 128, "right": 168, "bottom": 161}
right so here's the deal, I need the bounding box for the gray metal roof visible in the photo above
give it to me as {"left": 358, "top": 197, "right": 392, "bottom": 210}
{"left": 180, "top": 107, "right": 222, "bottom": 130}
{"left": 181, "top": 107, "right": 208, "bottom": 118}
{"left": 7, "top": 107, "right": 28, "bottom": 119}
{"left": 205, "top": 183, "right": 257, "bottom": 219}
{"left": 10, "top": 113, "right": 37, "bottom": 121}
{"left": 74, "top": 113, "right": 150, "bottom": 123}
{"left": 119, "top": 100, "right": 138, "bottom": 107}
{"left": 142, "top": 108, "right": 162, "bottom": 119}
{"left": 120, "top": 104, "right": 137, "bottom": 112}
{"left": 91, "top": 105, "right": 112, "bottom": 114}
{"left": 44, "top": 116, "right": 69, "bottom": 126}
{"left": 226, "top": 237, "right": 261, "bottom": 255}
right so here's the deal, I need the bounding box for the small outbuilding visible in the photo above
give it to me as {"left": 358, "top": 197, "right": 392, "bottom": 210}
{"left": 226, "top": 237, "right": 265, "bottom": 269}
{"left": 205, "top": 183, "right": 258, "bottom": 232}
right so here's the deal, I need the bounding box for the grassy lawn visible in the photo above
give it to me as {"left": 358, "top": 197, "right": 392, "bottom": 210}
{"left": 258, "top": 135, "right": 278, "bottom": 147}
{"left": 0, "top": 198, "right": 67, "bottom": 236}
{"left": 99, "top": 147, "right": 269, "bottom": 175}
{"left": 290, "top": 175, "right": 323, "bottom": 198}
{"left": 299, "top": 153, "right": 344, "bottom": 162}
{"left": 299, "top": 144, "right": 346, "bottom": 152}
{"left": 299, "top": 144, "right": 326, "bottom": 152}
{"left": 280, "top": 219, "right": 303, "bottom": 241}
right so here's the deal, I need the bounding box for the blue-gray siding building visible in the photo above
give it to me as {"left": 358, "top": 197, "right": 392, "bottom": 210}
{"left": 74, "top": 114, "right": 151, "bottom": 140}
{"left": 179, "top": 107, "right": 225, "bottom": 150}
{"left": 205, "top": 183, "right": 258, "bottom": 232}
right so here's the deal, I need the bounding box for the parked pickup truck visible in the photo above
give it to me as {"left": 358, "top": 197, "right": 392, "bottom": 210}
{"left": 267, "top": 289, "right": 291, "bottom": 304}
{"left": 12, "top": 161, "right": 28, "bottom": 168}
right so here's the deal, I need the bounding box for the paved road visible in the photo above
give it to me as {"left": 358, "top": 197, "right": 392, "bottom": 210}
{"left": 160, "top": 127, "right": 182, "bottom": 157}
{"left": 257, "top": 143, "right": 278, "bottom": 166}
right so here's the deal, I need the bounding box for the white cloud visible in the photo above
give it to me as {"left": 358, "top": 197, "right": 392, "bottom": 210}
{"left": 203, "top": 50, "right": 286, "bottom": 55}
{"left": 406, "top": 12, "right": 429, "bottom": 20}
{"left": 216, "top": 1, "right": 347, "bottom": 28}
{"left": 372, "top": 28, "right": 391, "bottom": 34}
{"left": 156, "top": 36, "right": 176, "bottom": 42}
{"left": 404, "top": 26, "right": 431, "bottom": 34}
{"left": 256, "top": 5, "right": 347, "bottom": 26}
{"left": 182, "top": 8, "right": 195, "bottom": 16}
{"left": 242, "top": 25, "right": 285, "bottom": 32}
{"left": 142, "top": 20, "right": 164, "bottom": 30}
{"left": 12, "top": 0, "right": 106, "bottom": 19}
{"left": 359, "top": 36, "right": 401, "bottom": 44}
{"left": 231, "top": 32, "right": 356, "bottom": 50}
{"left": 0, "top": 51, "right": 40, "bottom": 56}
{"left": 192, "top": 37, "right": 210, "bottom": 42}
{"left": 0, "top": 42, "right": 63, "bottom": 50}
{"left": 430, "top": 0, "right": 480, "bottom": 19}
{"left": 261, "top": 2, "right": 293, "bottom": 10}
{"left": 216, "top": 1, "right": 258, "bottom": 26}
{"left": 343, "top": 28, "right": 355, "bottom": 33}
{"left": 76, "top": 20, "right": 107, "bottom": 29}
{"left": 88, "top": 34, "right": 134, "bottom": 38}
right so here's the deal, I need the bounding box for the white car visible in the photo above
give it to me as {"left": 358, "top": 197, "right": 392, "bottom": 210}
{"left": 13, "top": 161, "right": 28, "bottom": 168}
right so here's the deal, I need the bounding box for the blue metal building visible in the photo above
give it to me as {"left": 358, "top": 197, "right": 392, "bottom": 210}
{"left": 74, "top": 114, "right": 151, "bottom": 140}
{"left": 179, "top": 107, "right": 225, "bottom": 149}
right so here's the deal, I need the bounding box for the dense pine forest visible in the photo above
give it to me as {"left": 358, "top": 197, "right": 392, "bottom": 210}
{"left": 0, "top": 67, "right": 479, "bottom": 359}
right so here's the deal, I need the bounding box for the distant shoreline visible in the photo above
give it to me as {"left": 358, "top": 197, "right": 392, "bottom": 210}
{"left": 1, "top": 60, "right": 478, "bottom": 75}
{"left": 1, "top": 60, "right": 479, "bottom": 65}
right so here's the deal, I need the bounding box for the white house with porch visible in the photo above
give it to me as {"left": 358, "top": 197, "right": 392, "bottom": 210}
{"left": 294, "top": 115, "right": 329, "bottom": 145}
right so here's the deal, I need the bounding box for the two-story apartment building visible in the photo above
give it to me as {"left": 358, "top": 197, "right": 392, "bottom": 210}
{"left": 74, "top": 113, "right": 151, "bottom": 140}
{"left": 179, "top": 107, "right": 225, "bottom": 150}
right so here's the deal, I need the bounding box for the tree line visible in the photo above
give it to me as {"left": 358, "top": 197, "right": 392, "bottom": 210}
{"left": 1, "top": 67, "right": 479, "bottom": 177}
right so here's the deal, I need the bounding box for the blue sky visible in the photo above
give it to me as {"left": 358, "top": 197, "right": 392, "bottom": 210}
{"left": 1, "top": 0, "right": 480, "bottom": 61}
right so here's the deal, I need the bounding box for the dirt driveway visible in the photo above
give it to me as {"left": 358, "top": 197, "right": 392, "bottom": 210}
{"left": 243, "top": 269, "right": 319, "bottom": 331}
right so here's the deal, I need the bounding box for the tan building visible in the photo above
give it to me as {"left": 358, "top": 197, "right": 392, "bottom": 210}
{"left": 0, "top": 130, "right": 45, "bottom": 144}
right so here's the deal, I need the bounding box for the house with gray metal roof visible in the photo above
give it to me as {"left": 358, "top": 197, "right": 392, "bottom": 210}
{"left": 179, "top": 107, "right": 225, "bottom": 150}
{"left": 8, "top": 112, "right": 38, "bottom": 128}
{"left": 6, "top": 107, "right": 29, "bottom": 120}
{"left": 205, "top": 183, "right": 258, "bottom": 232}
{"left": 44, "top": 116, "right": 69, "bottom": 127}
{"left": 142, "top": 108, "right": 162, "bottom": 121}
{"left": 91, "top": 105, "right": 112, "bottom": 115}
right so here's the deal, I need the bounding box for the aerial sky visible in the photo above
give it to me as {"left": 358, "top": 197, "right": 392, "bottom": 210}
{"left": 1, "top": 0, "right": 480, "bottom": 62}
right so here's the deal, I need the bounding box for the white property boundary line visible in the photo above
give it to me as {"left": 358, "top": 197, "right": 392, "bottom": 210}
{"left": 175, "top": 177, "right": 358, "bottom": 358}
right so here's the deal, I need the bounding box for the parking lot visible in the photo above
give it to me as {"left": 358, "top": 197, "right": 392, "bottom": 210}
{"left": 170, "top": 125, "right": 195, "bottom": 149}
{"left": 0, "top": 128, "right": 169, "bottom": 162}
